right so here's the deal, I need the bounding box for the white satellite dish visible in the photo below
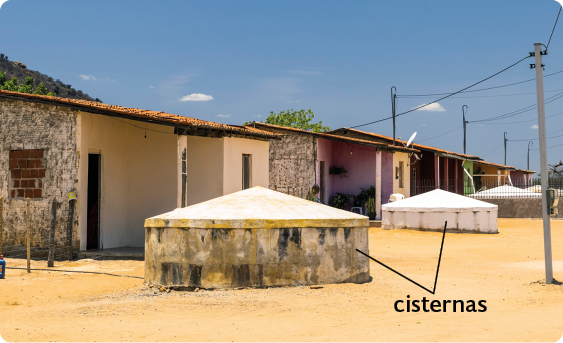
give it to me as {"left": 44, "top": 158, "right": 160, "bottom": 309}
{"left": 404, "top": 132, "right": 421, "bottom": 165}
{"left": 406, "top": 132, "right": 417, "bottom": 148}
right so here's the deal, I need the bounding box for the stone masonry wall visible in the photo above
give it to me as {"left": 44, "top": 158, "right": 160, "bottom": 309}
{"left": 479, "top": 198, "right": 563, "bottom": 219}
{"left": 0, "top": 98, "right": 79, "bottom": 258}
{"left": 265, "top": 128, "right": 316, "bottom": 198}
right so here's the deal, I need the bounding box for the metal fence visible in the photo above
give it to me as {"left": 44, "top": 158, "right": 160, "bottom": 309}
{"left": 411, "top": 178, "right": 563, "bottom": 199}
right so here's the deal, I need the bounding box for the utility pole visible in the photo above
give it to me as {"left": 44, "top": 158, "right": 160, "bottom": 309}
{"left": 532, "top": 42, "right": 553, "bottom": 285}
{"left": 462, "top": 105, "right": 468, "bottom": 154}
{"left": 504, "top": 132, "right": 508, "bottom": 166}
{"left": 527, "top": 141, "right": 533, "bottom": 171}
{"left": 391, "top": 86, "right": 397, "bottom": 146}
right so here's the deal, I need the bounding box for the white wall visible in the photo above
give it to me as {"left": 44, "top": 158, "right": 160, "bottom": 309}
{"left": 392, "top": 152, "right": 411, "bottom": 198}
{"left": 184, "top": 136, "right": 224, "bottom": 207}
{"left": 223, "top": 137, "right": 269, "bottom": 195}
{"left": 78, "top": 112, "right": 177, "bottom": 249}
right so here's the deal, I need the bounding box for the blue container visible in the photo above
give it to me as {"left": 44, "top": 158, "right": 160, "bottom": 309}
{"left": 0, "top": 255, "right": 5, "bottom": 279}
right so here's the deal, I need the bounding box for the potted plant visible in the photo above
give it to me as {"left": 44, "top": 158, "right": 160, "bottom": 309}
{"left": 329, "top": 166, "right": 348, "bottom": 178}
{"left": 330, "top": 192, "right": 351, "bottom": 210}
{"left": 355, "top": 186, "right": 375, "bottom": 208}
{"left": 366, "top": 197, "right": 376, "bottom": 220}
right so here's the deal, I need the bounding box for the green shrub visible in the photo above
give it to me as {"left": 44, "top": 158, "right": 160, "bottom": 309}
{"left": 3, "top": 77, "right": 18, "bottom": 91}
{"left": 47, "top": 92, "right": 57, "bottom": 96}
{"left": 330, "top": 192, "right": 351, "bottom": 209}
{"left": 34, "top": 83, "right": 48, "bottom": 95}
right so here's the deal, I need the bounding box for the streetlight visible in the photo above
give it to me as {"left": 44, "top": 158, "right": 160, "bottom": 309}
{"left": 527, "top": 141, "right": 533, "bottom": 171}
{"left": 504, "top": 132, "right": 508, "bottom": 166}
{"left": 462, "top": 105, "right": 468, "bottom": 154}
{"left": 391, "top": 86, "right": 397, "bottom": 146}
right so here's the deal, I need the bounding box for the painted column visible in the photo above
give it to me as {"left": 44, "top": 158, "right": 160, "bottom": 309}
{"left": 444, "top": 158, "right": 449, "bottom": 191}
{"left": 376, "top": 151, "right": 382, "bottom": 220}
{"left": 454, "top": 159, "right": 459, "bottom": 194}
{"left": 177, "top": 135, "right": 188, "bottom": 208}
{"left": 434, "top": 155, "right": 440, "bottom": 189}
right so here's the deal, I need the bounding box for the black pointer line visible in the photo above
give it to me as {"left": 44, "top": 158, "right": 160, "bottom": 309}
{"left": 356, "top": 221, "right": 447, "bottom": 295}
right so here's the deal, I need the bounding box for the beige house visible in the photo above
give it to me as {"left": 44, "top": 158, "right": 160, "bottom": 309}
{"left": 0, "top": 90, "right": 278, "bottom": 255}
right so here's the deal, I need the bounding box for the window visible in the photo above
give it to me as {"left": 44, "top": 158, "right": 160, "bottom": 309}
{"left": 9, "top": 149, "right": 46, "bottom": 199}
{"left": 399, "top": 161, "right": 404, "bottom": 188}
{"left": 242, "top": 154, "right": 251, "bottom": 190}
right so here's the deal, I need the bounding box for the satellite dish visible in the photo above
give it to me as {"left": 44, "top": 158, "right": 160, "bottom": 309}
{"left": 406, "top": 132, "right": 417, "bottom": 148}
{"left": 413, "top": 153, "right": 421, "bottom": 160}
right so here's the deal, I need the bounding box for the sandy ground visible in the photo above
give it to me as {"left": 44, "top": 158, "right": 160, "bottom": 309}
{"left": 2, "top": 219, "right": 563, "bottom": 342}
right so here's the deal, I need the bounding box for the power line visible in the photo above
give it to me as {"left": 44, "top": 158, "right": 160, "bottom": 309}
{"left": 546, "top": 6, "right": 562, "bottom": 51}
{"left": 417, "top": 126, "right": 462, "bottom": 143}
{"left": 480, "top": 142, "right": 504, "bottom": 158}
{"left": 397, "top": 89, "right": 563, "bottom": 99}
{"left": 397, "top": 69, "right": 563, "bottom": 97}
{"left": 476, "top": 110, "right": 563, "bottom": 125}
{"left": 510, "top": 132, "right": 563, "bottom": 142}
{"left": 469, "top": 91, "right": 563, "bottom": 123}
{"left": 350, "top": 55, "right": 531, "bottom": 129}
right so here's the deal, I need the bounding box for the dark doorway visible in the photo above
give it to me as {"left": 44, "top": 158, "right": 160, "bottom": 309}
{"left": 242, "top": 154, "right": 251, "bottom": 190}
{"left": 87, "top": 154, "right": 101, "bottom": 250}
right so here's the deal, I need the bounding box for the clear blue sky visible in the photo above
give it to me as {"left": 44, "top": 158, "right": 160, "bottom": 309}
{"left": 1, "top": 0, "right": 562, "bottom": 173}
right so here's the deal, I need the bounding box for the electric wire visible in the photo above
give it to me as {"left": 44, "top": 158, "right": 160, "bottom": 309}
{"left": 469, "top": 91, "right": 563, "bottom": 123}
{"left": 397, "top": 70, "right": 563, "bottom": 97}
{"left": 349, "top": 55, "right": 531, "bottom": 129}
{"left": 546, "top": 6, "right": 562, "bottom": 51}
{"left": 480, "top": 142, "right": 504, "bottom": 158}
{"left": 397, "top": 89, "right": 563, "bottom": 99}
{"left": 417, "top": 126, "right": 462, "bottom": 143}
{"left": 476, "top": 110, "right": 563, "bottom": 125}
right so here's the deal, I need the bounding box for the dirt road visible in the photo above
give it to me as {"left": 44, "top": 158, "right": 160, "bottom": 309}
{"left": 2, "top": 219, "right": 562, "bottom": 342}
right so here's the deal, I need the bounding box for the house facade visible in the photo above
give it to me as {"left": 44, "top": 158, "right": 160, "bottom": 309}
{"left": 247, "top": 123, "right": 418, "bottom": 219}
{"left": 0, "top": 90, "right": 277, "bottom": 256}
{"left": 328, "top": 128, "right": 483, "bottom": 196}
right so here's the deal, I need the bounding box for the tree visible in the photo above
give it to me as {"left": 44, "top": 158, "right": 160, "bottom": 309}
{"left": 18, "top": 76, "right": 34, "bottom": 93}
{"left": 2, "top": 77, "right": 18, "bottom": 91}
{"left": 0, "top": 70, "right": 5, "bottom": 85}
{"left": 246, "top": 109, "right": 330, "bottom": 132}
{"left": 34, "top": 83, "right": 48, "bottom": 95}
{"left": 47, "top": 92, "right": 57, "bottom": 96}
{"left": 549, "top": 161, "right": 563, "bottom": 178}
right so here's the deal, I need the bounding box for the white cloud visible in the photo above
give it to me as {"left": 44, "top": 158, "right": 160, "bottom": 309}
{"left": 149, "top": 86, "right": 154, "bottom": 89}
{"left": 179, "top": 93, "right": 214, "bottom": 102}
{"left": 216, "top": 114, "right": 231, "bottom": 118}
{"left": 79, "top": 74, "right": 115, "bottom": 83}
{"left": 422, "top": 124, "right": 427, "bottom": 126}
{"left": 414, "top": 102, "right": 446, "bottom": 112}
{"left": 80, "top": 74, "right": 96, "bottom": 81}
{"left": 286, "top": 100, "right": 300, "bottom": 103}
{"left": 531, "top": 125, "right": 539, "bottom": 129}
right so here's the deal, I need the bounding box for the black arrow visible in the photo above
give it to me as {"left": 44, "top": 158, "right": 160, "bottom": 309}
{"left": 356, "top": 221, "right": 447, "bottom": 295}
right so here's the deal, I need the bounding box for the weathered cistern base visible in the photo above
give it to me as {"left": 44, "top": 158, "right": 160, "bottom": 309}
{"left": 382, "top": 189, "right": 498, "bottom": 234}
{"left": 145, "top": 187, "right": 370, "bottom": 289}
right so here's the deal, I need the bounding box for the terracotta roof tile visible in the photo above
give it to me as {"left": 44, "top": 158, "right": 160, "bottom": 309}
{"left": 246, "top": 122, "right": 419, "bottom": 153}
{"left": 0, "top": 90, "right": 281, "bottom": 139}
{"left": 474, "top": 160, "right": 516, "bottom": 170}
{"left": 328, "top": 128, "right": 482, "bottom": 160}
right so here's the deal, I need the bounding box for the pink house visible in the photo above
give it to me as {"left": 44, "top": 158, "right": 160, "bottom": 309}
{"left": 246, "top": 123, "right": 418, "bottom": 219}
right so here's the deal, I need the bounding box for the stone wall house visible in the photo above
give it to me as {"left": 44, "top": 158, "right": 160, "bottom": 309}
{"left": 245, "top": 123, "right": 418, "bottom": 219}
{"left": 0, "top": 90, "right": 279, "bottom": 257}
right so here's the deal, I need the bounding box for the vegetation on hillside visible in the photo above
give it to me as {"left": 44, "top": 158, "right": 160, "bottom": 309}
{"left": 0, "top": 54, "right": 101, "bottom": 102}
{"left": 245, "top": 109, "right": 331, "bottom": 133}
